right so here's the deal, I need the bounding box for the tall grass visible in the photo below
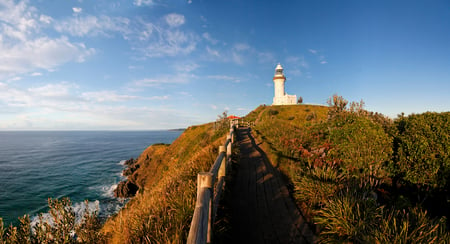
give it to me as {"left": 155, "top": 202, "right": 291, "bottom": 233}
{"left": 101, "top": 123, "right": 228, "bottom": 243}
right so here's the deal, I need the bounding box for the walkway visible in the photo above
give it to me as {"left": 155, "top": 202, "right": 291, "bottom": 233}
{"left": 230, "top": 127, "right": 315, "bottom": 243}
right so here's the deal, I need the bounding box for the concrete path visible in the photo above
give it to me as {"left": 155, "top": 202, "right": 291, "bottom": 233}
{"left": 230, "top": 127, "right": 315, "bottom": 243}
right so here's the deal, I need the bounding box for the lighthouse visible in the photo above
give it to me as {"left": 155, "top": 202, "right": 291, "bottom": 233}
{"left": 272, "top": 64, "right": 297, "bottom": 105}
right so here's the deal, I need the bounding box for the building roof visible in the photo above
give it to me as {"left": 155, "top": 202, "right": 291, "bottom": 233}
{"left": 227, "top": 115, "right": 241, "bottom": 119}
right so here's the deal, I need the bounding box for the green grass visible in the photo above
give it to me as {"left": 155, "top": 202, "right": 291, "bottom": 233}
{"left": 246, "top": 100, "right": 450, "bottom": 243}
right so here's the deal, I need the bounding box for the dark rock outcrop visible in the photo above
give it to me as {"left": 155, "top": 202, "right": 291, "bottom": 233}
{"left": 114, "top": 157, "right": 140, "bottom": 198}
{"left": 115, "top": 181, "right": 138, "bottom": 198}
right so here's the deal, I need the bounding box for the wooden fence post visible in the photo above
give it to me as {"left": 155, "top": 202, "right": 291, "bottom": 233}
{"left": 218, "top": 146, "right": 226, "bottom": 179}
{"left": 230, "top": 128, "right": 234, "bottom": 143}
{"left": 199, "top": 172, "right": 213, "bottom": 243}
{"left": 226, "top": 135, "right": 232, "bottom": 162}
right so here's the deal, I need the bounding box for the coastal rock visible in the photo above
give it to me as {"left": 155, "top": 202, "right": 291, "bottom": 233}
{"left": 122, "top": 158, "right": 140, "bottom": 176}
{"left": 114, "top": 181, "right": 139, "bottom": 198}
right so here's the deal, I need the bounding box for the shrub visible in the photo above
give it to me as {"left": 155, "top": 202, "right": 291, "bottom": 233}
{"left": 374, "top": 207, "right": 449, "bottom": 243}
{"left": 394, "top": 112, "right": 450, "bottom": 189}
{"left": 321, "top": 112, "right": 393, "bottom": 179}
{"left": 0, "top": 198, "right": 104, "bottom": 243}
{"left": 315, "top": 188, "right": 382, "bottom": 243}
{"left": 268, "top": 109, "right": 279, "bottom": 116}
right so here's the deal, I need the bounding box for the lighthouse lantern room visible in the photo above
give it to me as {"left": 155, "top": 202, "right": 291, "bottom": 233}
{"left": 272, "top": 64, "right": 297, "bottom": 105}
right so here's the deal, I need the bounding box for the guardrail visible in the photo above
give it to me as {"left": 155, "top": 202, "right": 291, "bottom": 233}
{"left": 187, "top": 123, "right": 236, "bottom": 244}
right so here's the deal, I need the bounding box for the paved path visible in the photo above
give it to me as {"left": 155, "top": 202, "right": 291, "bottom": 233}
{"left": 230, "top": 127, "right": 315, "bottom": 243}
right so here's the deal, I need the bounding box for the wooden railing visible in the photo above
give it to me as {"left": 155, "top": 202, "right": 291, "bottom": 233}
{"left": 187, "top": 123, "right": 236, "bottom": 244}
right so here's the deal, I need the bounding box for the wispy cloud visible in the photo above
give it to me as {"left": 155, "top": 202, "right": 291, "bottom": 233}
{"left": 285, "top": 56, "right": 309, "bottom": 76}
{"left": 207, "top": 75, "right": 241, "bottom": 83}
{"left": 81, "top": 90, "right": 138, "bottom": 102}
{"left": 308, "top": 49, "right": 317, "bottom": 54}
{"left": 202, "top": 32, "right": 218, "bottom": 44}
{"left": 72, "top": 7, "right": 82, "bottom": 13}
{"left": 206, "top": 46, "right": 220, "bottom": 57}
{"left": 135, "top": 15, "right": 198, "bottom": 57}
{"left": 174, "top": 62, "right": 199, "bottom": 72}
{"left": 132, "top": 73, "right": 195, "bottom": 88}
{"left": 164, "top": 13, "right": 185, "bottom": 27}
{"left": 54, "top": 15, "right": 130, "bottom": 37}
{"left": 308, "top": 49, "right": 327, "bottom": 64}
{"left": 28, "top": 82, "right": 78, "bottom": 97}
{"left": 133, "top": 0, "right": 154, "bottom": 6}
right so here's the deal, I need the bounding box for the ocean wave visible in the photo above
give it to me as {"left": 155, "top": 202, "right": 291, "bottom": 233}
{"left": 101, "top": 184, "right": 118, "bottom": 198}
{"left": 118, "top": 159, "right": 126, "bottom": 165}
{"left": 30, "top": 200, "right": 100, "bottom": 228}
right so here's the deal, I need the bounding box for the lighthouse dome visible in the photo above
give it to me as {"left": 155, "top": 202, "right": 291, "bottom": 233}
{"left": 275, "top": 63, "right": 284, "bottom": 76}
{"left": 275, "top": 64, "right": 283, "bottom": 71}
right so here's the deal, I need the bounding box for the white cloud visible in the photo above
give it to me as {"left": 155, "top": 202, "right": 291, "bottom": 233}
{"left": 72, "top": 7, "right": 82, "bottom": 13}
{"left": 206, "top": 46, "right": 220, "bottom": 57}
{"left": 28, "top": 82, "right": 78, "bottom": 97}
{"left": 308, "top": 49, "right": 328, "bottom": 64}
{"left": 207, "top": 75, "right": 240, "bottom": 83}
{"left": 164, "top": 13, "right": 185, "bottom": 27}
{"left": 232, "top": 51, "right": 244, "bottom": 65}
{"left": 134, "top": 0, "right": 154, "bottom": 6}
{"left": 39, "top": 15, "right": 52, "bottom": 24}
{"left": 30, "top": 72, "right": 42, "bottom": 76}
{"left": 257, "top": 52, "right": 275, "bottom": 63}
{"left": 133, "top": 73, "right": 195, "bottom": 88}
{"left": 140, "top": 28, "right": 197, "bottom": 57}
{"left": 8, "top": 76, "right": 22, "bottom": 82}
{"left": 54, "top": 15, "right": 130, "bottom": 37}
{"left": 202, "top": 32, "right": 218, "bottom": 44}
{"left": 174, "top": 62, "right": 199, "bottom": 72}
{"left": 81, "top": 90, "right": 138, "bottom": 102}
{"left": 234, "top": 43, "right": 250, "bottom": 51}
{"left": 0, "top": 36, "right": 94, "bottom": 78}
{"left": 0, "top": 0, "right": 95, "bottom": 79}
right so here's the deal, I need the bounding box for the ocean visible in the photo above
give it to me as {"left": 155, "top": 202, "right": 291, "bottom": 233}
{"left": 0, "top": 130, "right": 182, "bottom": 226}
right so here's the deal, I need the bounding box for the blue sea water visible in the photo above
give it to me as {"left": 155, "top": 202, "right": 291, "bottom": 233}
{"left": 0, "top": 130, "right": 182, "bottom": 226}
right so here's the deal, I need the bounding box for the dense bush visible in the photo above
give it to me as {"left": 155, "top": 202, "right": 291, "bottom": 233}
{"left": 394, "top": 112, "right": 450, "bottom": 189}
{"left": 0, "top": 198, "right": 103, "bottom": 243}
{"left": 320, "top": 111, "right": 393, "bottom": 179}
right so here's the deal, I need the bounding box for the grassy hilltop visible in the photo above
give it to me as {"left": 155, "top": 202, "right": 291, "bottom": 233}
{"left": 245, "top": 98, "right": 450, "bottom": 242}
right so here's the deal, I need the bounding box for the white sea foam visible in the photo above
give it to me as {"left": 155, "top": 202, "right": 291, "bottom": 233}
{"left": 118, "top": 159, "right": 126, "bottom": 165}
{"left": 30, "top": 200, "right": 101, "bottom": 228}
{"left": 101, "top": 184, "right": 118, "bottom": 198}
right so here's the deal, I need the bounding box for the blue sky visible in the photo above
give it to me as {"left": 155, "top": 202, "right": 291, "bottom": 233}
{"left": 1, "top": 0, "right": 449, "bottom": 130}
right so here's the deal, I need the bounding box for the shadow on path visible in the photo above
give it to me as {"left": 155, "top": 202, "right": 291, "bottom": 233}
{"left": 229, "top": 127, "right": 315, "bottom": 243}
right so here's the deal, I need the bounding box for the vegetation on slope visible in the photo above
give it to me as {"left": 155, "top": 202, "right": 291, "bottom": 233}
{"left": 247, "top": 96, "right": 450, "bottom": 243}
{"left": 101, "top": 122, "right": 229, "bottom": 243}
{"left": 1, "top": 122, "right": 229, "bottom": 243}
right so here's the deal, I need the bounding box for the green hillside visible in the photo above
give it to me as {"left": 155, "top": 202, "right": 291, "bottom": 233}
{"left": 246, "top": 99, "right": 450, "bottom": 243}
{"left": 101, "top": 123, "right": 229, "bottom": 243}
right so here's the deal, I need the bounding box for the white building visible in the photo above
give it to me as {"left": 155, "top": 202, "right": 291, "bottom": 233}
{"left": 272, "top": 64, "right": 297, "bottom": 105}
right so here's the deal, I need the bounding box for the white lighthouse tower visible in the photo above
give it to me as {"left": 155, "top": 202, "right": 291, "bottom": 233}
{"left": 272, "top": 64, "right": 297, "bottom": 105}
